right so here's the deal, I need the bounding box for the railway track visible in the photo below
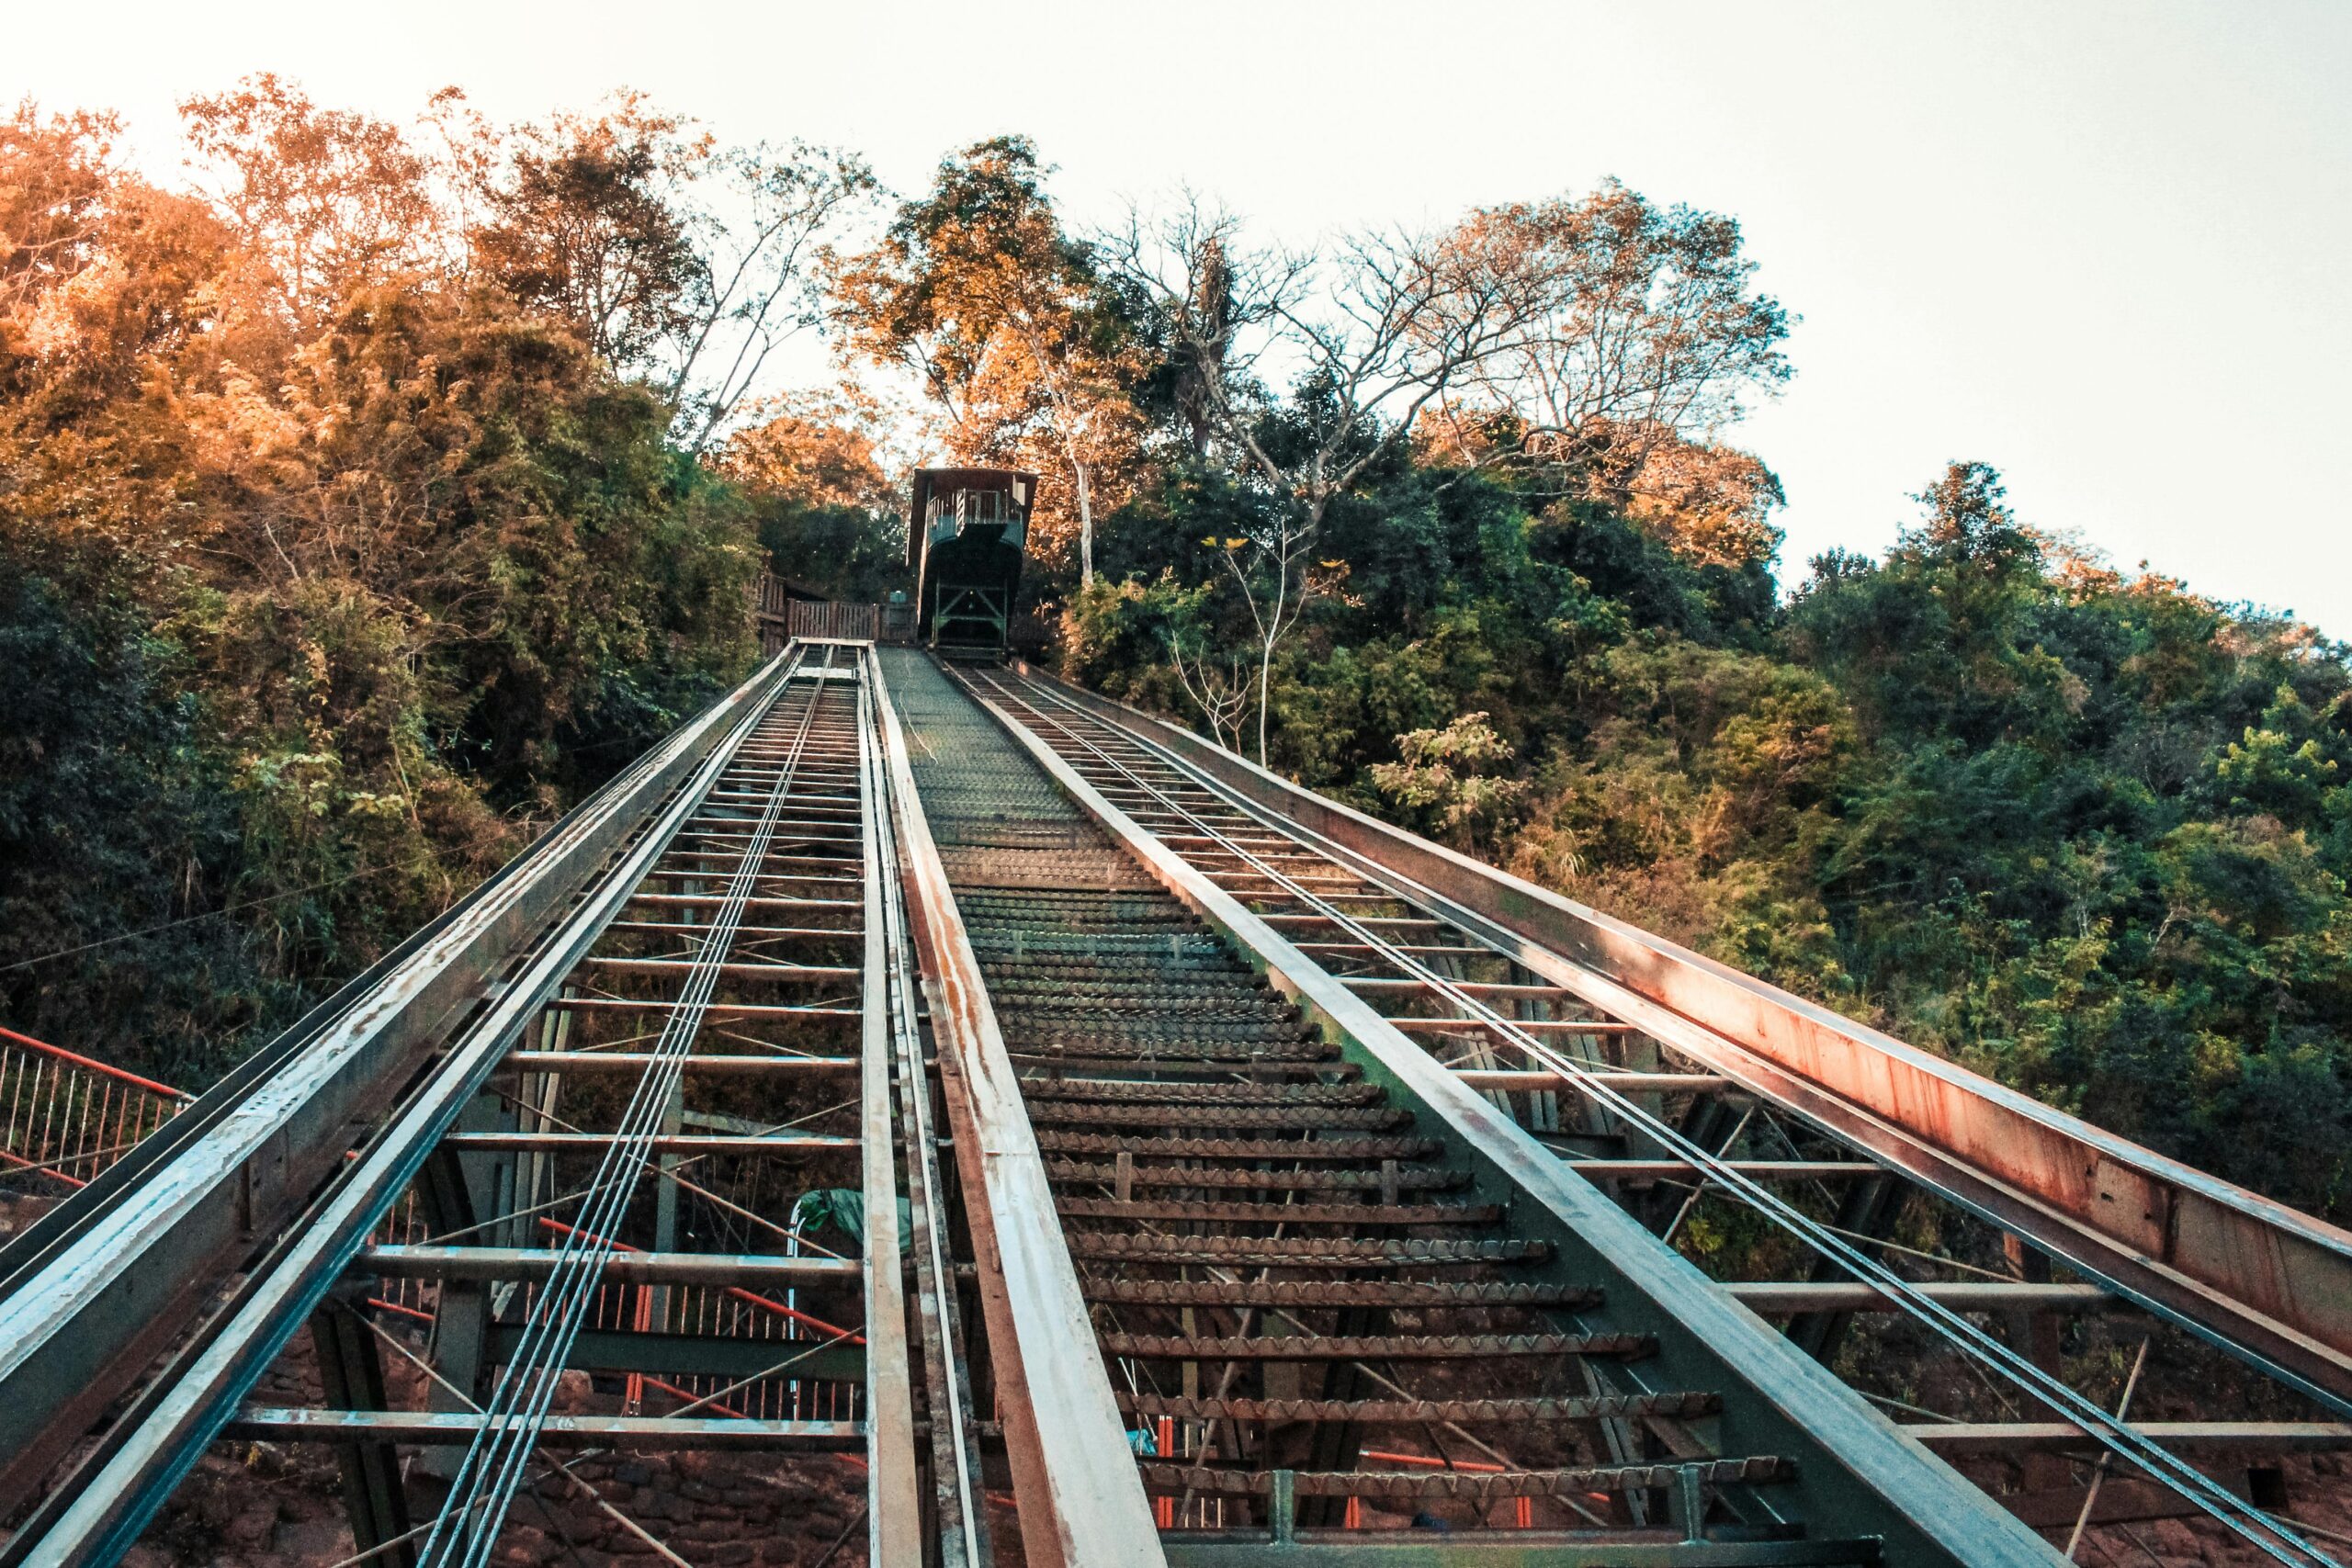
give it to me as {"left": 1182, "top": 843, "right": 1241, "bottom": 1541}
{"left": 0, "top": 638, "right": 2346, "bottom": 1566}
{"left": 0, "top": 646, "right": 984, "bottom": 1568}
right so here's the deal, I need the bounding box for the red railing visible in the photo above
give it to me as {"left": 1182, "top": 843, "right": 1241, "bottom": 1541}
{"left": 0, "top": 1026, "right": 188, "bottom": 1190}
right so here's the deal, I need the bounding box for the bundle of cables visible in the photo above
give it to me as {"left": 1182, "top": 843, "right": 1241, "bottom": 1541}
{"left": 415, "top": 681, "right": 831, "bottom": 1566}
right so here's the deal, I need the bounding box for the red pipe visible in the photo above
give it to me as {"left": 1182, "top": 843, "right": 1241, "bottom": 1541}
{"left": 641, "top": 1373, "right": 752, "bottom": 1421}
{"left": 366, "top": 1296, "right": 437, "bottom": 1325}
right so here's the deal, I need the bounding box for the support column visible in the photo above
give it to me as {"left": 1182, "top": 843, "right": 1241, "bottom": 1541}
{"left": 415, "top": 1141, "right": 492, "bottom": 1482}
{"left": 310, "top": 1297, "right": 415, "bottom": 1567}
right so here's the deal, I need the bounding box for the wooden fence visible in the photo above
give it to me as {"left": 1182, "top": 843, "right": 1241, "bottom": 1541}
{"left": 788, "top": 601, "right": 879, "bottom": 642}
{"left": 752, "top": 575, "right": 916, "bottom": 651}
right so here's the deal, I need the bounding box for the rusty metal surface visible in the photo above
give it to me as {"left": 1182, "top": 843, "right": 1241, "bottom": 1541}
{"left": 1118, "top": 1393, "right": 1722, "bottom": 1425}
{"left": 1078, "top": 1279, "right": 1600, "bottom": 1309}
{"left": 1046, "top": 1159, "right": 1466, "bottom": 1192}
{"left": 1065, "top": 1235, "right": 1549, "bottom": 1266}
{"left": 1007, "top": 661, "right": 2352, "bottom": 1416}
{"left": 1100, "top": 1333, "right": 1650, "bottom": 1361}
{"left": 1139, "top": 1456, "right": 1792, "bottom": 1501}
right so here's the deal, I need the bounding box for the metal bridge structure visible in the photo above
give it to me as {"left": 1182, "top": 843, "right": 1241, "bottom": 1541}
{"left": 1, "top": 637, "right": 2348, "bottom": 1568}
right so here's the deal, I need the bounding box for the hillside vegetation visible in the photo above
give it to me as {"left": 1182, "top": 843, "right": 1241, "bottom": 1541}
{"left": 2, "top": 96, "right": 2344, "bottom": 1222}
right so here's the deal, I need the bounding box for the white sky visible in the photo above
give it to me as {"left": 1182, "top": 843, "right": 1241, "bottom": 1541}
{"left": 9, "top": 0, "right": 2349, "bottom": 629}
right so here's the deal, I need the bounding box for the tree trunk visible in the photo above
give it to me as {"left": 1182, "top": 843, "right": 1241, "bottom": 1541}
{"left": 1256, "top": 632, "right": 1273, "bottom": 765}
{"left": 1072, "top": 457, "right": 1095, "bottom": 590}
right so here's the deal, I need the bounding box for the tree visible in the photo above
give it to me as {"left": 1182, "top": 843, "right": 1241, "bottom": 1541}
{"left": 474, "top": 94, "right": 874, "bottom": 450}
{"left": 0, "top": 106, "right": 119, "bottom": 329}
{"left": 716, "top": 389, "right": 908, "bottom": 601}
{"left": 1419, "top": 182, "right": 1793, "bottom": 495}
{"left": 831, "top": 137, "right": 1141, "bottom": 585}
{"left": 1617, "top": 435, "right": 1785, "bottom": 570}
{"left": 1104, "top": 195, "right": 1563, "bottom": 761}
{"left": 180, "top": 75, "right": 441, "bottom": 321}
{"left": 470, "top": 95, "right": 709, "bottom": 372}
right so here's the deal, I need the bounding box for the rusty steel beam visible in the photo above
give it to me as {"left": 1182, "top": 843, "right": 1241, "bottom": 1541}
{"left": 870, "top": 662, "right": 1165, "bottom": 1568}
{"left": 1009, "top": 662, "right": 2352, "bottom": 1417}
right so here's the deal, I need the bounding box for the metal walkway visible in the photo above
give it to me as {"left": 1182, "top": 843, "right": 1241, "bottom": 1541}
{"left": 0, "top": 641, "right": 2344, "bottom": 1567}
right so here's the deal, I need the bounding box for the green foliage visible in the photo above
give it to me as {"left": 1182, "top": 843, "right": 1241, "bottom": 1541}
{"left": 0, "top": 562, "right": 285, "bottom": 1085}
{"left": 1068, "top": 455, "right": 2352, "bottom": 1222}
{"left": 1371, "top": 713, "right": 1527, "bottom": 849}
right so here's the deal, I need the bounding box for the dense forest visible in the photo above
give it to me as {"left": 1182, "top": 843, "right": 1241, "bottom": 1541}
{"left": 3, "top": 89, "right": 2346, "bottom": 1224}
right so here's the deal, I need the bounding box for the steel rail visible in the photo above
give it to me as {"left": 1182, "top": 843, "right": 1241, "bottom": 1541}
{"left": 0, "top": 652, "right": 775, "bottom": 1517}
{"left": 864, "top": 645, "right": 993, "bottom": 1567}
{"left": 851, "top": 648, "right": 925, "bottom": 1563}
{"left": 939, "top": 664, "right": 2047, "bottom": 1564}
{"left": 1028, "top": 666, "right": 2352, "bottom": 1560}
{"left": 974, "top": 666, "right": 2339, "bottom": 1563}
{"left": 1, "top": 649, "right": 809, "bottom": 1566}
{"left": 963, "top": 662, "right": 2339, "bottom": 1566}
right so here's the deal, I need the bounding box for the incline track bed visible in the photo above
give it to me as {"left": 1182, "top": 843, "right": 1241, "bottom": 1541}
{"left": 883, "top": 649, "right": 2037, "bottom": 1566}
{"left": 0, "top": 644, "right": 989, "bottom": 1568}
{"left": 7, "top": 637, "right": 2349, "bottom": 1568}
